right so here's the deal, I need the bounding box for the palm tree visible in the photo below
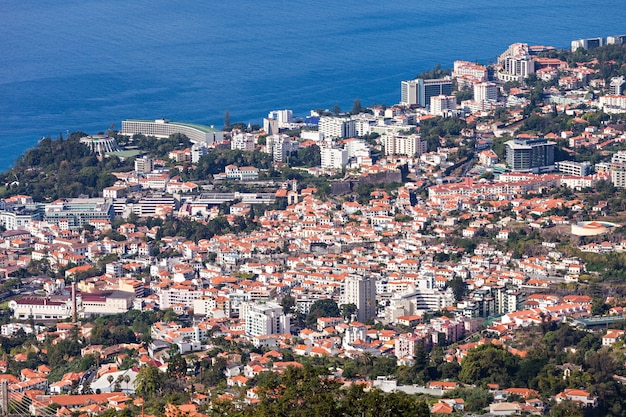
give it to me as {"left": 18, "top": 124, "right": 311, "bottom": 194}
{"left": 107, "top": 375, "right": 114, "bottom": 392}
{"left": 114, "top": 375, "right": 123, "bottom": 392}
{"left": 123, "top": 374, "right": 131, "bottom": 393}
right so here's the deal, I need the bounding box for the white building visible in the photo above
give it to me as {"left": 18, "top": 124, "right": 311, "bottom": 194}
{"left": 401, "top": 78, "right": 453, "bottom": 108}
{"left": 612, "top": 150, "right": 626, "bottom": 164}
{"left": 320, "top": 147, "right": 348, "bottom": 169}
{"left": 231, "top": 133, "right": 256, "bottom": 152}
{"left": 609, "top": 76, "right": 626, "bottom": 96}
{"left": 44, "top": 198, "right": 114, "bottom": 231}
{"left": 263, "top": 118, "right": 279, "bottom": 135}
{"left": 0, "top": 208, "right": 41, "bottom": 231}
{"left": 241, "top": 301, "right": 290, "bottom": 337}
{"left": 341, "top": 275, "right": 377, "bottom": 323}
{"left": 267, "top": 109, "right": 293, "bottom": 127}
{"left": 478, "top": 149, "right": 499, "bottom": 166}
{"left": 430, "top": 95, "right": 457, "bottom": 116}
{"left": 452, "top": 60, "right": 488, "bottom": 85}
{"left": 218, "top": 165, "right": 260, "bottom": 181}
{"left": 300, "top": 130, "right": 325, "bottom": 142}
{"left": 571, "top": 37, "right": 605, "bottom": 52}
{"left": 121, "top": 119, "right": 224, "bottom": 144}
{"left": 497, "top": 43, "right": 535, "bottom": 83}
{"left": 135, "top": 157, "right": 154, "bottom": 174}
{"left": 345, "top": 139, "right": 370, "bottom": 159}
{"left": 191, "top": 142, "right": 209, "bottom": 163}
{"left": 611, "top": 163, "right": 626, "bottom": 188}
{"left": 79, "top": 135, "right": 121, "bottom": 156}
{"left": 265, "top": 135, "right": 299, "bottom": 162}
{"left": 599, "top": 95, "right": 626, "bottom": 114}
{"left": 555, "top": 161, "right": 591, "bottom": 177}
{"left": 382, "top": 134, "right": 426, "bottom": 157}
{"left": 80, "top": 291, "right": 134, "bottom": 318}
{"left": 318, "top": 117, "right": 356, "bottom": 139}
{"left": 159, "top": 286, "right": 205, "bottom": 309}
{"left": 9, "top": 296, "right": 73, "bottom": 320}
{"left": 474, "top": 82, "right": 498, "bottom": 104}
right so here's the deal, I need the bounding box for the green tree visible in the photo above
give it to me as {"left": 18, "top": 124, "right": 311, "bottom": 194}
{"left": 280, "top": 293, "right": 296, "bottom": 315}
{"left": 447, "top": 276, "right": 467, "bottom": 302}
{"left": 167, "top": 354, "right": 187, "bottom": 380}
{"left": 224, "top": 110, "right": 231, "bottom": 129}
{"left": 134, "top": 365, "right": 165, "bottom": 397}
{"left": 305, "top": 299, "right": 340, "bottom": 327}
{"left": 445, "top": 387, "right": 493, "bottom": 412}
{"left": 352, "top": 98, "right": 363, "bottom": 114}
{"left": 340, "top": 303, "right": 357, "bottom": 321}
{"left": 458, "top": 344, "right": 520, "bottom": 387}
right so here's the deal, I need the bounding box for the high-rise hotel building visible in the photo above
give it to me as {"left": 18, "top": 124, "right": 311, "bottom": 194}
{"left": 497, "top": 43, "right": 535, "bottom": 83}
{"left": 401, "top": 77, "right": 453, "bottom": 108}
{"left": 505, "top": 136, "right": 556, "bottom": 173}
{"left": 121, "top": 119, "right": 224, "bottom": 144}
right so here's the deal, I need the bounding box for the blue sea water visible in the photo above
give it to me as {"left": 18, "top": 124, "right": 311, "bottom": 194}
{"left": 0, "top": 0, "right": 625, "bottom": 171}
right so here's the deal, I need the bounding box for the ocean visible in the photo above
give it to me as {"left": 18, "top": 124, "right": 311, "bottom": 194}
{"left": 1, "top": 0, "right": 625, "bottom": 171}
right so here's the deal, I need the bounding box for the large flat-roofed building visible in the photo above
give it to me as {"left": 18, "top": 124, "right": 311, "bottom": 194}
{"left": 401, "top": 77, "right": 453, "bottom": 108}
{"left": 9, "top": 296, "right": 73, "bottom": 321}
{"left": 0, "top": 206, "right": 43, "bottom": 231}
{"left": 571, "top": 37, "right": 605, "bottom": 52}
{"left": 79, "top": 135, "right": 121, "bottom": 156}
{"left": 382, "top": 134, "right": 427, "bottom": 157}
{"left": 497, "top": 44, "right": 535, "bottom": 83}
{"left": 241, "top": 301, "right": 290, "bottom": 337}
{"left": 80, "top": 291, "right": 134, "bottom": 318}
{"left": 555, "top": 160, "right": 591, "bottom": 177}
{"left": 609, "top": 76, "right": 626, "bottom": 96}
{"left": 474, "top": 82, "right": 498, "bottom": 104}
{"left": 430, "top": 95, "right": 457, "bottom": 116}
{"left": 121, "top": 119, "right": 224, "bottom": 144}
{"left": 341, "top": 274, "right": 377, "bottom": 323}
{"left": 318, "top": 117, "right": 357, "bottom": 139}
{"left": 505, "top": 136, "right": 556, "bottom": 173}
{"left": 610, "top": 163, "right": 626, "bottom": 188}
{"left": 320, "top": 147, "right": 348, "bottom": 169}
{"left": 607, "top": 35, "right": 626, "bottom": 45}
{"left": 44, "top": 198, "right": 114, "bottom": 230}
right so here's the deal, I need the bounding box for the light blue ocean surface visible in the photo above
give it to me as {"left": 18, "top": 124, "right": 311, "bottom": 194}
{"left": 0, "top": 0, "right": 625, "bottom": 171}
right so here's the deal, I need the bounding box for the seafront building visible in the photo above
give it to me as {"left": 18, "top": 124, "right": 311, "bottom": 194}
{"left": 121, "top": 119, "right": 224, "bottom": 144}
{"left": 400, "top": 77, "right": 453, "bottom": 108}
{"left": 266, "top": 110, "right": 293, "bottom": 127}
{"left": 79, "top": 135, "right": 121, "bottom": 156}
{"left": 452, "top": 60, "right": 488, "bottom": 88}
{"left": 497, "top": 43, "right": 535, "bottom": 83}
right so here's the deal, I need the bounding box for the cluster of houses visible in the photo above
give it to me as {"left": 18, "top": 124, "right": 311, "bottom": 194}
{"left": 1, "top": 41, "right": 626, "bottom": 416}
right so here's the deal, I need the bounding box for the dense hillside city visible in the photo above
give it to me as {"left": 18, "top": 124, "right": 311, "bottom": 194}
{"left": 1, "top": 38, "right": 626, "bottom": 417}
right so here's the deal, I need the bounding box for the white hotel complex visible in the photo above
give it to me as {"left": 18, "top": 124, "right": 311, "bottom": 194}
{"left": 121, "top": 118, "right": 224, "bottom": 144}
